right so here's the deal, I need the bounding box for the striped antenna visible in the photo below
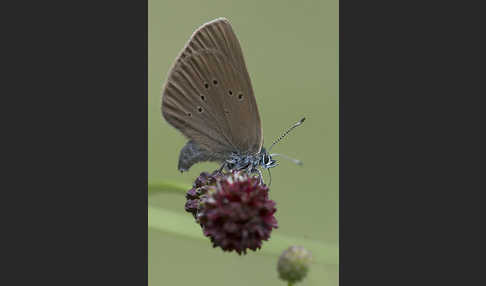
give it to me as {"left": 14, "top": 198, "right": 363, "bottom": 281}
{"left": 268, "top": 117, "right": 306, "bottom": 151}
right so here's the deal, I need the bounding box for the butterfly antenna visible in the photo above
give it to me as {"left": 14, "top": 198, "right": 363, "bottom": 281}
{"left": 268, "top": 117, "right": 306, "bottom": 152}
{"left": 271, "top": 153, "right": 303, "bottom": 166}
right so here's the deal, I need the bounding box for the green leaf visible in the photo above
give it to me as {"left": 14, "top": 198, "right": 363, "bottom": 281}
{"left": 148, "top": 207, "right": 338, "bottom": 265}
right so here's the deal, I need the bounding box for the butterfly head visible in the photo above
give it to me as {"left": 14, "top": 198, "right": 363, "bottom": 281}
{"left": 261, "top": 149, "right": 278, "bottom": 169}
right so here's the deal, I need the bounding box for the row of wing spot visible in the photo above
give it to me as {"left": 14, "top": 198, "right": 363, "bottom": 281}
{"left": 185, "top": 80, "right": 244, "bottom": 117}
{"left": 203, "top": 80, "right": 243, "bottom": 100}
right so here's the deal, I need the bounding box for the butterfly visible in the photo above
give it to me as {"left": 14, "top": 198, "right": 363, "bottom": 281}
{"left": 161, "top": 18, "right": 304, "bottom": 183}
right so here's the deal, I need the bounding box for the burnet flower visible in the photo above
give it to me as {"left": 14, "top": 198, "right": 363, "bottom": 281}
{"left": 184, "top": 171, "right": 220, "bottom": 220}
{"left": 185, "top": 171, "right": 278, "bottom": 255}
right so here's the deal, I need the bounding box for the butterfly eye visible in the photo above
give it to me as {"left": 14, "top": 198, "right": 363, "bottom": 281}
{"left": 238, "top": 93, "right": 244, "bottom": 101}
{"left": 264, "top": 155, "right": 269, "bottom": 164}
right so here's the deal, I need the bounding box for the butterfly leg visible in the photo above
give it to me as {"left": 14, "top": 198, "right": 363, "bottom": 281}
{"left": 243, "top": 166, "right": 262, "bottom": 184}
{"left": 217, "top": 162, "right": 226, "bottom": 174}
{"left": 256, "top": 168, "right": 264, "bottom": 185}
{"left": 267, "top": 168, "right": 272, "bottom": 187}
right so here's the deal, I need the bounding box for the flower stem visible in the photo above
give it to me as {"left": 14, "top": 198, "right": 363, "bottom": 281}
{"left": 148, "top": 207, "right": 339, "bottom": 264}
{"left": 148, "top": 181, "right": 190, "bottom": 195}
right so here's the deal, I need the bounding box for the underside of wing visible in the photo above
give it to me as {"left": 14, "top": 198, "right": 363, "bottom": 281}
{"left": 177, "top": 140, "right": 225, "bottom": 172}
{"left": 162, "top": 18, "right": 263, "bottom": 156}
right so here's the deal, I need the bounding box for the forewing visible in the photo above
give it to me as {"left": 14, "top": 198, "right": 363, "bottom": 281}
{"left": 161, "top": 18, "right": 263, "bottom": 155}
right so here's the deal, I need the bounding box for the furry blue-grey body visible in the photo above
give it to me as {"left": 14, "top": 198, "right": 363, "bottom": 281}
{"left": 178, "top": 141, "right": 277, "bottom": 175}
{"left": 225, "top": 147, "right": 277, "bottom": 174}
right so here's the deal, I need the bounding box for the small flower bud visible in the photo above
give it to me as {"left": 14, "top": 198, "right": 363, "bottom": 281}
{"left": 277, "top": 246, "right": 312, "bottom": 284}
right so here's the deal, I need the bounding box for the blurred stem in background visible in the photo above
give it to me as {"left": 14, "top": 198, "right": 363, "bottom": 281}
{"left": 149, "top": 181, "right": 189, "bottom": 195}
{"left": 148, "top": 181, "right": 338, "bottom": 265}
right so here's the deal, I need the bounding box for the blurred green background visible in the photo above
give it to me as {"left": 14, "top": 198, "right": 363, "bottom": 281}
{"left": 149, "top": 0, "right": 338, "bottom": 285}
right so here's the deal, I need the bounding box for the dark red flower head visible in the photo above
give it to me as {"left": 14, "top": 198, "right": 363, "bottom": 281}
{"left": 185, "top": 171, "right": 278, "bottom": 255}
{"left": 184, "top": 171, "right": 220, "bottom": 220}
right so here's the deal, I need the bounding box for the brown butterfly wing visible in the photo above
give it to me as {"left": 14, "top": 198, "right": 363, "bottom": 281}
{"left": 161, "top": 18, "right": 263, "bottom": 157}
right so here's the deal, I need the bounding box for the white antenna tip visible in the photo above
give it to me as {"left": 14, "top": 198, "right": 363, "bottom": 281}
{"left": 295, "top": 117, "right": 306, "bottom": 126}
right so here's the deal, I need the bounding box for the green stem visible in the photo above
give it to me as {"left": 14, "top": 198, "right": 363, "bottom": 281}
{"left": 148, "top": 181, "right": 190, "bottom": 195}
{"left": 288, "top": 282, "right": 293, "bottom": 286}
{"left": 148, "top": 207, "right": 339, "bottom": 265}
